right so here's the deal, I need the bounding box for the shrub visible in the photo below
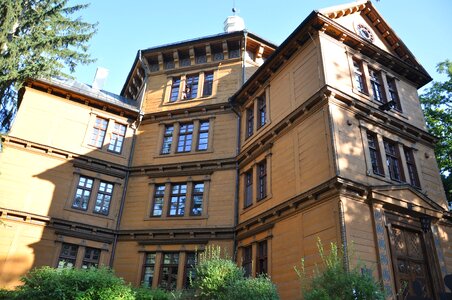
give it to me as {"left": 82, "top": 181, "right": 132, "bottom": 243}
{"left": 222, "top": 275, "right": 279, "bottom": 300}
{"left": 0, "top": 289, "right": 15, "bottom": 300}
{"left": 296, "top": 240, "right": 384, "bottom": 300}
{"left": 191, "top": 246, "right": 243, "bottom": 299}
{"left": 14, "top": 266, "right": 134, "bottom": 300}
{"left": 134, "top": 287, "right": 171, "bottom": 300}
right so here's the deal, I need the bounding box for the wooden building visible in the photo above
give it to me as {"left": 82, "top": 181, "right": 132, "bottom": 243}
{"left": 1, "top": 1, "right": 451, "bottom": 299}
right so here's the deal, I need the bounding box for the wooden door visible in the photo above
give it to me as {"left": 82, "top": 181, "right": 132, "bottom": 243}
{"left": 390, "top": 225, "right": 434, "bottom": 299}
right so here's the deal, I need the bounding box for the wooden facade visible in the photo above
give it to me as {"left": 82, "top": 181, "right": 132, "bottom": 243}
{"left": 1, "top": 1, "right": 451, "bottom": 299}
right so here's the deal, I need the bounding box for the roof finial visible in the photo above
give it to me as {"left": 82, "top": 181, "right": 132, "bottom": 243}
{"left": 232, "top": 0, "right": 237, "bottom": 15}
{"left": 224, "top": 0, "right": 245, "bottom": 33}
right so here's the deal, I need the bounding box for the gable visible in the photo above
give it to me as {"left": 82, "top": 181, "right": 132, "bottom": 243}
{"left": 370, "top": 185, "right": 447, "bottom": 215}
{"left": 318, "top": 1, "right": 428, "bottom": 76}
{"left": 327, "top": 10, "right": 395, "bottom": 56}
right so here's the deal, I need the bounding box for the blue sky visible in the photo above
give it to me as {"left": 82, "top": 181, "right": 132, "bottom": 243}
{"left": 69, "top": 0, "right": 452, "bottom": 95}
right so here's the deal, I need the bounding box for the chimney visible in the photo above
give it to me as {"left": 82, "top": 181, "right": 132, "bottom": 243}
{"left": 92, "top": 67, "right": 109, "bottom": 91}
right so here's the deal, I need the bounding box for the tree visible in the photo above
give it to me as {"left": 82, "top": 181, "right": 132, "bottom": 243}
{"left": 0, "top": 0, "right": 96, "bottom": 132}
{"left": 420, "top": 60, "right": 452, "bottom": 203}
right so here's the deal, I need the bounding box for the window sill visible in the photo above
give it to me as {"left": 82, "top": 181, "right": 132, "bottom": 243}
{"left": 143, "top": 215, "right": 209, "bottom": 221}
{"left": 242, "top": 122, "right": 271, "bottom": 149}
{"left": 82, "top": 144, "right": 127, "bottom": 160}
{"left": 164, "top": 96, "right": 216, "bottom": 106}
{"left": 155, "top": 149, "right": 213, "bottom": 159}
{"left": 64, "top": 207, "right": 114, "bottom": 220}
{"left": 240, "top": 194, "right": 273, "bottom": 215}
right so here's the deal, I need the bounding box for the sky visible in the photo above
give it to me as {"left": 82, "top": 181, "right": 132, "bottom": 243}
{"left": 68, "top": 0, "right": 452, "bottom": 95}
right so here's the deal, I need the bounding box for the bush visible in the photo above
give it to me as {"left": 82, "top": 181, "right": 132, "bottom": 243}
{"left": 192, "top": 245, "right": 279, "bottom": 300}
{"left": 191, "top": 246, "right": 243, "bottom": 299}
{"left": 14, "top": 266, "right": 134, "bottom": 300}
{"left": 296, "top": 240, "right": 384, "bottom": 300}
{"left": 134, "top": 287, "right": 171, "bottom": 300}
{"left": 222, "top": 275, "right": 279, "bottom": 300}
{"left": 0, "top": 289, "right": 15, "bottom": 300}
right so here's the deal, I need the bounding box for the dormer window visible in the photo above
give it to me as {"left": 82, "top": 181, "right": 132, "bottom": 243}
{"left": 195, "top": 47, "right": 207, "bottom": 64}
{"left": 211, "top": 43, "right": 224, "bottom": 61}
{"left": 163, "top": 53, "right": 175, "bottom": 70}
{"left": 179, "top": 50, "right": 191, "bottom": 67}
{"left": 228, "top": 40, "right": 241, "bottom": 59}
{"left": 148, "top": 56, "right": 159, "bottom": 72}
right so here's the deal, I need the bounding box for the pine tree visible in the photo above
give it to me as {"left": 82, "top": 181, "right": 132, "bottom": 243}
{"left": 0, "top": 0, "right": 97, "bottom": 132}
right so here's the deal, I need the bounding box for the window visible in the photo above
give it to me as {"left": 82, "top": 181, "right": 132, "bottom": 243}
{"left": 384, "top": 139, "right": 404, "bottom": 181}
{"left": 353, "top": 59, "right": 366, "bottom": 93}
{"left": 159, "top": 253, "right": 179, "bottom": 290}
{"left": 179, "top": 50, "right": 191, "bottom": 67}
{"left": 177, "top": 123, "right": 194, "bottom": 153}
{"left": 184, "top": 252, "right": 198, "bottom": 288}
{"left": 195, "top": 47, "right": 207, "bottom": 64}
{"left": 142, "top": 253, "right": 156, "bottom": 288}
{"left": 169, "top": 184, "right": 187, "bottom": 216}
{"left": 202, "top": 72, "right": 214, "bottom": 97}
{"left": 89, "top": 117, "right": 108, "bottom": 148}
{"left": 151, "top": 185, "right": 165, "bottom": 217}
{"left": 169, "top": 77, "right": 181, "bottom": 102}
{"left": 161, "top": 125, "right": 174, "bottom": 155}
{"left": 257, "top": 160, "right": 267, "bottom": 201}
{"left": 183, "top": 74, "right": 199, "bottom": 100}
{"left": 108, "top": 123, "right": 126, "bottom": 154}
{"left": 367, "top": 132, "right": 384, "bottom": 176}
{"left": 257, "top": 95, "right": 266, "bottom": 129}
{"left": 211, "top": 44, "right": 224, "bottom": 61}
{"left": 242, "top": 246, "right": 252, "bottom": 277}
{"left": 246, "top": 107, "right": 254, "bottom": 138}
{"left": 82, "top": 247, "right": 100, "bottom": 269}
{"left": 404, "top": 147, "right": 420, "bottom": 188}
{"left": 257, "top": 241, "right": 268, "bottom": 275}
{"left": 93, "top": 181, "right": 113, "bottom": 215}
{"left": 228, "top": 40, "right": 240, "bottom": 58}
{"left": 369, "top": 68, "right": 385, "bottom": 102}
{"left": 191, "top": 183, "right": 204, "bottom": 216}
{"left": 244, "top": 170, "right": 253, "bottom": 208}
{"left": 197, "top": 121, "right": 209, "bottom": 151}
{"left": 72, "top": 176, "right": 94, "bottom": 210}
{"left": 164, "top": 54, "right": 175, "bottom": 70}
{"left": 387, "top": 77, "right": 401, "bottom": 111}
{"left": 57, "top": 243, "right": 78, "bottom": 268}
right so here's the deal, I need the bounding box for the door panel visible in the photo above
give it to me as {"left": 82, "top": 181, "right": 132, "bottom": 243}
{"left": 390, "top": 226, "right": 434, "bottom": 299}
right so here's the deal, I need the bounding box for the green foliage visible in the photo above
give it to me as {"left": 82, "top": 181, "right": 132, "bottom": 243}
{"left": 296, "top": 240, "right": 384, "bottom": 300}
{"left": 133, "top": 287, "right": 172, "bottom": 300}
{"left": 420, "top": 60, "right": 452, "bottom": 202}
{"left": 222, "top": 275, "right": 279, "bottom": 300}
{"left": 13, "top": 266, "right": 134, "bottom": 300}
{"left": 0, "top": 0, "right": 97, "bottom": 132}
{"left": 0, "top": 289, "right": 15, "bottom": 299}
{"left": 191, "top": 245, "right": 243, "bottom": 299}
{"left": 191, "top": 245, "right": 279, "bottom": 300}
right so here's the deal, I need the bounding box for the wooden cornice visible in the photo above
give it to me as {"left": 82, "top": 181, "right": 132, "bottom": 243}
{"left": 324, "top": 85, "right": 437, "bottom": 146}
{"left": 2, "top": 136, "right": 129, "bottom": 173}
{"left": 130, "top": 157, "right": 237, "bottom": 177}
{"left": 141, "top": 102, "right": 233, "bottom": 124}
{"left": 118, "top": 227, "right": 235, "bottom": 243}
{"left": 27, "top": 80, "right": 139, "bottom": 119}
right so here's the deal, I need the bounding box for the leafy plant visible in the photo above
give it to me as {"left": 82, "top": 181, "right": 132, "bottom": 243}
{"left": 191, "top": 245, "right": 243, "bottom": 299}
{"left": 133, "top": 287, "right": 172, "bottom": 300}
{"left": 191, "top": 245, "right": 279, "bottom": 300}
{"left": 13, "top": 266, "right": 134, "bottom": 300}
{"left": 295, "top": 239, "right": 384, "bottom": 300}
{"left": 222, "top": 275, "right": 279, "bottom": 300}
